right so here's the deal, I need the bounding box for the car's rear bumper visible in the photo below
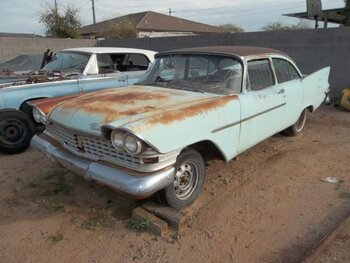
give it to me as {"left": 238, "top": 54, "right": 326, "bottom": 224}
{"left": 31, "top": 134, "right": 175, "bottom": 198}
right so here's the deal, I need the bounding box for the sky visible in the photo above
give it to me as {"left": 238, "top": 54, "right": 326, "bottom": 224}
{"left": 0, "top": 0, "right": 345, "bottom": 35}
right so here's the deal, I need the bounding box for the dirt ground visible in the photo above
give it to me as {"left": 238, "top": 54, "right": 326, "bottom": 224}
{"left": 0, "top": 105, "right": 349, "bottom": 263}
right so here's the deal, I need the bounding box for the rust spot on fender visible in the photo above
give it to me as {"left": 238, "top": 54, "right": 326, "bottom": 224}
{"left": 29, "top": 95, "right": 80, "bottom": 115}
{"left": 146, "top": 95, "right": 238, "bottom": 126}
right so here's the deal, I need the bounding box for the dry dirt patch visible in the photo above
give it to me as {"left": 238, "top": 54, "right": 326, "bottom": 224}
{"left": 0, "top": 105, "right": 349, "bottom": 263}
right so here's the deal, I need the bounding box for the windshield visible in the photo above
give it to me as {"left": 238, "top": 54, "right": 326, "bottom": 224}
{"left": 43, "top": 52, "right": 91, "bottom": 75}
{"left": 137, "top": 54, "right": 243, "bottom": 94}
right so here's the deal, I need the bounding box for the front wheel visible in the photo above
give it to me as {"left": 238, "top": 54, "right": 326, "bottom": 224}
{"left": 0, "top": 109, "right": 35, "bottom": 154}
{"left": 163, "top": 149, "right": 205, "bottom": 209}
{"left": 283, "top": 108, "right": 307, "bottom": 136}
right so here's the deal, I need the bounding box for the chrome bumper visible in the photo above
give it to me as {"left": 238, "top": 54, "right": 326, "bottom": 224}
{"left": 31, "top": 134, "right": 175, "bottom": 198}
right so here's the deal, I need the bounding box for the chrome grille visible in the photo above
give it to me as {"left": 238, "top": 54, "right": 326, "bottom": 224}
{"left": 45, "top": 123, "right": 142, "bottom": 169}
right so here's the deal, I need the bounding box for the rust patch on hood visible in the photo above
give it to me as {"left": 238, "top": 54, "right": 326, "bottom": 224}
{"left": 146, "top": 95, "right": 238, "bottom": 126}
{"left": 28, "top": 94, "right": 80, "bottom": 115}
{"left": 58, "top": 87, "right": 170, "bottom": 123}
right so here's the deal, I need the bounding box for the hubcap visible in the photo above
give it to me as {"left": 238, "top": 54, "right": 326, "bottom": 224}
{"left": 173, "top": 160, "right": 199, "bottom": 200}
{"left": 0, "top": 119, "right": 26, "bottom": 145}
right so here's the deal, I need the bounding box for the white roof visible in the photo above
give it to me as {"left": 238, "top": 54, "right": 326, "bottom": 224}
{"left": 61, "top": 47, "right": 156, "bottom": 60}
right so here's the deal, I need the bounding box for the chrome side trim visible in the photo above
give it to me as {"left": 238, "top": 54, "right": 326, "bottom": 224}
{"left": 241, "top": 103, "right": 286, "bottom": 123}
{"left": 212, "top": 103, "right": 286, "bottom": 133}
{"left": 31, "top": 134, "right": 175, "bottom": 198}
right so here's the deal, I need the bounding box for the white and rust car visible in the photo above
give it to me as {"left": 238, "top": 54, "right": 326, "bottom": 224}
{"left": 30, "top": 46, "right": 330, "bottom": 209}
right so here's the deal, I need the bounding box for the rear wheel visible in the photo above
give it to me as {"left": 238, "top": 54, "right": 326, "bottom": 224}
{"left": 283, "top": 108, "right": 307, "bottom": 136}
{"left": 163, "top": 149, "right": 205, "bottom": 209}
{"left": 0, "top": 109, "right": 35, "bottom": 154}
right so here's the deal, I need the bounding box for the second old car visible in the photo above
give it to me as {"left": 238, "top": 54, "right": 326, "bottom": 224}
{"left": 30, "top": 46, "right": 330, "bottom": 209}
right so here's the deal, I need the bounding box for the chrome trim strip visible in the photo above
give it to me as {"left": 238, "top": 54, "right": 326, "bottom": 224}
{"left": 211, "top": 103, "right": 286, "bottom": 133}
{"left": 241, "top": 103, "right": 286, "bottom": 123}
{"left": 211, "top": 121, "right": 240, "bottom": 133}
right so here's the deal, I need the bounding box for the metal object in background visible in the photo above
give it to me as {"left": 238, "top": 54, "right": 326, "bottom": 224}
{"left": 307, "top": 0, "right": 323, "bottom": 28}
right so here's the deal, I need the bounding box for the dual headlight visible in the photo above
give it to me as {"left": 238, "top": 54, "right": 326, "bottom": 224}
{"left": 111, "top": 130, "right": 142, "bottom": 155}
{"left": 33, "top": 107, "right": 47, "bottom": 124}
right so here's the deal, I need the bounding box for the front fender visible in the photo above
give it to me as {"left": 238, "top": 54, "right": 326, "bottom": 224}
{"left": 109, "top": 95, "right": 241, "bottom": 161}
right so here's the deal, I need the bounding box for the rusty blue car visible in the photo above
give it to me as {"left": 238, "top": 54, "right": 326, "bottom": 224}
{"left": 30, "top": 46, "right": 330, "bottom": 208}
{"left": 0, "top": 47, "right": 156, "bottom": 154}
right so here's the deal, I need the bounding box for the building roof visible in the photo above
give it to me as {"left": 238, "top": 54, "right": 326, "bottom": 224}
{"left": 78, "top": 11, "right": 226, "bottom": 36}
{"left": 284, "top": 8, "right": 345, "bottom": 24}
{"left": 157, "top": 46, "right": 288, "bottom": 59}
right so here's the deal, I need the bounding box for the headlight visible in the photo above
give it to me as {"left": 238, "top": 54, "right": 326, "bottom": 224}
{"left": 124, "top": 134, "right": 142, "bottom": 155}
{"left": 111, "top": 130, "right": 125, "bottom": 150}
{"left": 110, "top": 130, "right": 142, "bottom": 155}
{"left": 33, "top": 107, "right": 47, "bottom": 123}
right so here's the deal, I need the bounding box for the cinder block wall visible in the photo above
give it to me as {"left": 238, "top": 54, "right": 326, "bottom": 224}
{"left": 100, "top": 27, "right": 350, "bottom": 98}
{"left": 0, "top": 37, "right": 97, "bottom": 63}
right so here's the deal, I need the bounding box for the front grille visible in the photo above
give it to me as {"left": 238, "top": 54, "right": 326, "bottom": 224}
{"left": 45, "top": 122, "right": 142, "bottom": 170}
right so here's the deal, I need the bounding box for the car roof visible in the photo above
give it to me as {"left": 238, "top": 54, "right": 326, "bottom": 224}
{"left": 157, "top": 46, "right": 289, "bottom": 59}
{"left": 61, "top": 47, "right": 157, "bottom": 58}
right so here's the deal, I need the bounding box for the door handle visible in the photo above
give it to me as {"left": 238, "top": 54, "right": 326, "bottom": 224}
{"left": 277, "top": 89, "right": 285, "bottom": 94}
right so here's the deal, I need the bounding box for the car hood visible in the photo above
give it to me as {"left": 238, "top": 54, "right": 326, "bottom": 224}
{"left": 48, "top": 85, "right": 220, "bottom": 134}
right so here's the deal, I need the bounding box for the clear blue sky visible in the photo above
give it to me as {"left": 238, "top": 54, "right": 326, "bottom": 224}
{"left": 0, "top": 0, "right": 344, "bottom": 35}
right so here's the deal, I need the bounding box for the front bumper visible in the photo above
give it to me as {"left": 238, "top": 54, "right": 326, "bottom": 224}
{"left": 31, "top": 134, "right": 175, "bottom": 198}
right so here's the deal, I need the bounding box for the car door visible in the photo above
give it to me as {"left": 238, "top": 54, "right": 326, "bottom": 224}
{"left": 238, "top": 59, "right": 286, "bottom": 153}
{"left": 271, "top": 57, "right": 303, "bottom": 128}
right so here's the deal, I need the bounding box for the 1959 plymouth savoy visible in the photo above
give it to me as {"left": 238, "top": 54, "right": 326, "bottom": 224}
{"left": 30, "top": 46, "right": 330, "bottom": 209}
{"left": 0, "top": 47, "right": 156, "bottom": 154}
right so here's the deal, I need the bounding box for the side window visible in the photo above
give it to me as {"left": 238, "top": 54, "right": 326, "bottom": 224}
{"left": 247, "top": 59, "right": 274, "bottom": 91}
{"left": 97, "top": 54, "right": 115, "bottom": 74}
{"left": 126, "top": 54, "right": 150, "bottom": 71}
{"left": 273, "top": 58, "right": 301, "bottom": 84}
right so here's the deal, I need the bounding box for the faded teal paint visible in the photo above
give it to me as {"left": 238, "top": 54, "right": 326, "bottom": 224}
{"left": 38, "top": 59, "right": 330, "bottom": 164}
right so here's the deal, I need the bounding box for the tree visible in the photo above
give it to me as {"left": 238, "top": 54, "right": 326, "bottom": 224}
{"left": 218, "top": 23, "right": 245, "bottom": 33}
{"left": 39, "top": 3, "right": 81, "bottom": 38}
{"left": 101, "top": 19, "right": 138, "bottom": 39}
{"left": 262, "top": 20, "right": 311, "bottom": 31}
{"left": 342, "top": 0, "right": 350, "bottom": 26}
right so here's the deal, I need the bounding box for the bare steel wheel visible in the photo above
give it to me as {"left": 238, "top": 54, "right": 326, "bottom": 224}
{"left": 164, "top": 149, "right": 205, "bottom": 209}
{"left": 283, "top": 108, "right": 307, "bottom": 136}
{"left": 174, "top": 160, "right": 199, "bottom": 200}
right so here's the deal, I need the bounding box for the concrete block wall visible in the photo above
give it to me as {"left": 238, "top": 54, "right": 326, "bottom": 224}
{"left": 0, "top": 37, "right": 97, "bottom": 63}
{"left": 99, "top": 27, "right": 350, "bottom": 98}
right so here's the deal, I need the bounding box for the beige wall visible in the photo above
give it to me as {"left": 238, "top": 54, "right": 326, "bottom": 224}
{"left": 0, "top": 37, "right": 97, "bottom": 63}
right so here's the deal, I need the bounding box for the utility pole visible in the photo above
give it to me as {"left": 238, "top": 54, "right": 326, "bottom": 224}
{"left": 54, "top": 0, "right": 58, "bottom": 13}
{"left": 168, "top": 8, "right": 173, "bottom": 16}
{"left": 91, "top": 0, "right": 96, "bottom": 24}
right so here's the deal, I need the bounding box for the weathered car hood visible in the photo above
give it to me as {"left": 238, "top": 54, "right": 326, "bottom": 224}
{"left": 48, "top": 85, "right": 220, "bottom": 133}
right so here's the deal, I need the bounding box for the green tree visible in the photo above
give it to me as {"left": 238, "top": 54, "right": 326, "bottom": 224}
{"left": 342, "top": 0, "right": 350, "bottom": 26}
{"left": 101, "top": 19, "right": 138, "bottom": 39}
{"left": 262, "top": 20, "right": 311, "bottom": 31}
{"left": 39, "top": 3, "right": 81, "bottom": 38}
{"left": 218, "top": 23, "right": 245, "bottom": 33}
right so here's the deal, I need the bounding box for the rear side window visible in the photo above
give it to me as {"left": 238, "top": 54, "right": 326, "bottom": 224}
{"left": 273, "top": 58, "right": 300, "bottom": 83}
{"left": 247, "top": 59, "right": 274, "bottom": 91}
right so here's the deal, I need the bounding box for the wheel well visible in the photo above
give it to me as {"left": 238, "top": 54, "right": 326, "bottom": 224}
{"left": 188, "top": 140, "right": 225, "bottom": 162}
{"left": 307, "top": 105, "right": 314, "bottom": 112}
